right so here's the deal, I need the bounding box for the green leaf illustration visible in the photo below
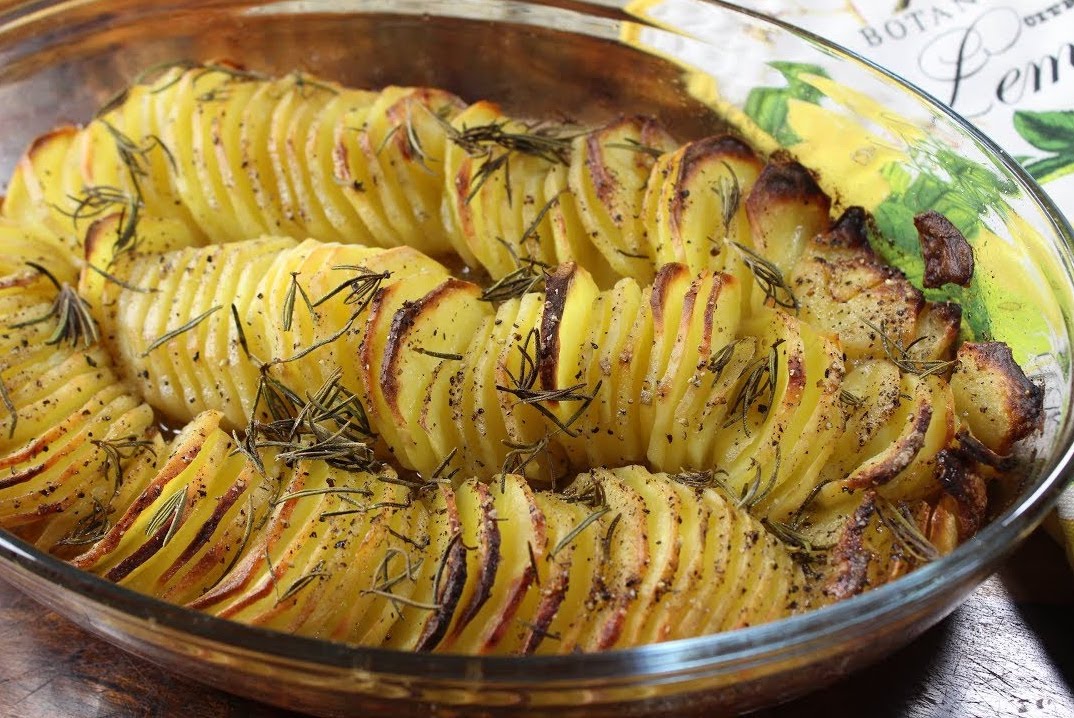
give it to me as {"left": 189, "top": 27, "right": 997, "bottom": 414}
{"left": 1023, "top": 154, "right": 1074, "bottom": 184}
{"left": 744, "top": 61, "right": 830, "bottom": 146}
{"left": 1013, "top": 110, "right": 1074, "bottom": 183}
{"left": 1013, "top": 110, "right": 1074, "bottom": 153}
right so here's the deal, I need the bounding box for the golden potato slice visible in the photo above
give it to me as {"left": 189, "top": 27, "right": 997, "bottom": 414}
{"left": 449, "top": 474, "right": 542, "bottom": 653}
{"left": 439, "top": 479, "right": 500, "bottom": 650}
{"left": 545, "top": 163, "right": 618, "bottom": 289}
{"left": 746, "top": 158, "right": 831, "bottom": 275}
{"left": 610, "top": 467, "right": 682, "bottom": 648}
{"left": 950, "top": 341, "right": 1042, "bottom": 455}
{"left": 382, "top": 484, "right": 466, "bottom": 651}
{"left": 569, "top": 116, "right": 676, "bottom": 283}
{"left": 644, "top": 135, "right": 763, "bottom": 272}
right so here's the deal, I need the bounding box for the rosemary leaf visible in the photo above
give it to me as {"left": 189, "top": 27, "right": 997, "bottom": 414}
{"left": 860, "top": 318, "right": 956, "bottom": 378}
{"left": 273, "top": 486, "right": 374, "bottom": 506}
{"left": 875, "top": 498, "right": 939, "bottom": 563}
{"left": 141, "top": 305, "right": 221, "bottom": 356}
{"left": 145, "top": 485, "right": 187, "bottom": 547}
{"left": 277, "top": 560, "right": 328, "bottom": 604}
{"left": 361, "top": 589, "right": 440, "bottom": 611}
{"left": 839, "top": 389, "right": 865, "bottom": 408}
{"left": 527, "top": 540, "right": 541, "bottom": 586}
{"left": 604, "top": 138, "right": 663, "bottom": 158}
{"left": 547, "top": 506, "right": 609, "bottom": 560}
{"left": 414, "top": 347, "right": 464, "bottom": 361}
{"left": 430, "top": 447, "right": 459, "bottom": 483}
{"left": 730, "top": 241, "right": 799, "bottom": 311}
{"left": 57, "top": 498, "right": 112, "bottom": 547}
{"left": 87, "top": 263, "right": 157, "bottom": 293}
{"left": 214, "top": 495, "right": 256, "bottom": 587}
{"left": 717, "top": 160, "right": 742, "bottom": 234}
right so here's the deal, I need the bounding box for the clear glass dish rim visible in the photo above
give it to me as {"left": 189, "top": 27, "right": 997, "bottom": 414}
{"left": 0, "top": 0, "right": 1069, "bottom": 687}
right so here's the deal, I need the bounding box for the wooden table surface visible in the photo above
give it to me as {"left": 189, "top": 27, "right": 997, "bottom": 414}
{"left": 0, "top": 532, "right": 1071, "bottom": 718}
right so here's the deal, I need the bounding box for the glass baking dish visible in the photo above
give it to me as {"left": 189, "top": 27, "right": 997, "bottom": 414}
{"left": 0, "top": 1, "right": 1071, "bottom": 715}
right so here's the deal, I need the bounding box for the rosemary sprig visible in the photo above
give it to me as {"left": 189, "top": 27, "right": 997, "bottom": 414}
{"left": 282, "top": 271, "right": 315, "bottom": 332}
{"left": 736, "top": 450, "right": 780, "bottom": 511}
{"left": 430, "top": 531, "right": 462, "bottom": 606}
{"left": 100, "top": 121, "right": 176, "bottom": 177}
{"left": 289, "top": 70, "right": 338, "bottom": 98}
{"left": 706, "top": 340, "right": 745, "bottom": 383}
{"left": 496, "top": 327, "right": 602, "bottom": 438}
{"left": 244, "top": 369, "right": 381, "bottom": 477}
{"left": 601, "top": 512, "right": 623, "bottom": 557}
{"left": 441, "top": 117, "right": 574, "bottom": 165}
{"left": 230, "top": 428, "right": 266, "bottom": 477}
{"left": 522, "top": 191, "right": 565, "bottom": 246}
{"left": 274, "top": 321, "right": 353, "bottom": 365}
{"left": 480, "top": 257, "right": 548, "bottom": 303}
{"left": 762, "top": 518, "right": 823, "bottom": 553}
{"left": 84, "top": 122, "right": 171, "bottom": 256}
{"left": 230, "top": 304, "right": 256, "bottom": 364}
{"left": 369, "top": 548, "right": 425, "bottom": 596}
{"left": 12, "top": 262, "right": 99, "bottom": 348}
{"left": 788, "top": 477, "right": 841, "bottom": 527}
{"left": 562, "top": 478, "right": 605, "bottom": 506}
{"left": 145, "top": 485, "right": 187, "bottom": 547}
{"left": 141, "top": 305, "right": 221, "bottom": 356}
{"left": 93, "top": 435, "right": 156, "bottom": 492}
{"left": 428, "top": 109, "right": 575, "bottom": 202}
{"left": 500, "top": 435, "right": 550, "bottom": 480}
{"left": 860, "top": 318, "right": 956, "bottom": 378}
{"left": 387, "top": 525, "right": 430, "bottom": 551}
{"left": 723, "top": 339, "right": 784, "bottom": 436}
{"left": 277, "top": 560, "right": 328, "bottom": 604}
{"left": 362, "top": 589, "right": 441, "bottom": 612}
{"left": 57, "top": 497, "right": 112, "bottom": 547}
{"left": 314, "top": 266, "right": 390, "bottom": 313}
{"left": 564, "top": 479, "right": 606, "bottom": 509}
{"left": 875, "top": 498, "right": 939, "bottom": 563}
{"left": 191, "top": 63, "right": 267, "bottom": 102}
{"left": 267, "top": 421, "right": 379, "bottom": 473}
{"left": 730, "top": 241, "right": 799, "bottom": 311}
{"left": 378, "top": 102, "right": 433, "bottom": 172}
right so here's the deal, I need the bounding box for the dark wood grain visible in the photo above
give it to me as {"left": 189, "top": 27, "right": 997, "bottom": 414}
{"left": 0, "top": 532, "right": 1071, "bottom": 718}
